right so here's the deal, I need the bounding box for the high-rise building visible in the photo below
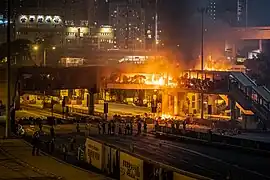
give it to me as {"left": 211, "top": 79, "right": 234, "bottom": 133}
{"left": 237, "top": 0, "right": 247, "bottom": 26}
{"left": 88, "top": 0, "right": 109, "bottom": 27}
{"left": 109, "top": 0, "right": 145, "bottom": 50}
{"left": 207, "top": 0, "right": 217, "bottom": 21}
{"left": 144, "top": 0, "right": 159, "bottom": 50}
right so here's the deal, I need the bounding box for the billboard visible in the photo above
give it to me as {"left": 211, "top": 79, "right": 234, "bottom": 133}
{"left": 120, "top": 152, "right": 143, "bottom": 180}
{"left": 173, "top": 172, "right": 196, "bottom": 180}
{"left": 85, "top": 138, "right": 103, "bottom": 170}
{"left": 18, "top": 15, "right": 62, "bottom": 25}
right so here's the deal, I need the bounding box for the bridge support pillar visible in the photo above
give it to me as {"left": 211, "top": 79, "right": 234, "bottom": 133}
{"left": 161, "top": 90, "right": 169, "bottom": 115}
{"left": 230, "top": 98, "right": 236, "bottom": 126}
{"left": 87, "top": 91, "right": 95, "bottom": 115}
{"left": 173, "top": 94, "right": 179, "bottom": 116}
{"left": 259, "top": 39, "right": 263, "bottom": 52}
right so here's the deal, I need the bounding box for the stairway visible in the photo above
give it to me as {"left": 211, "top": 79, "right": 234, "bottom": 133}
{"left": 229, "top": 72, "right": 270, "bottom": 121}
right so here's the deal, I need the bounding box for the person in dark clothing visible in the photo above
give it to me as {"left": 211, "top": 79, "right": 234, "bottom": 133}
{"left": 32, "top": 131, "right": 40, "bottom": 156}
{"left": 62, "top": 144, "right": 68, "bottom": 160}
{"left": 76, "top": 123, "right": 80, "bottom": 133}
{"left": 112, "top": 121, "right": 116, "bottom": 135}
{"left": 50, "top": 126, "right": 55, "bottom": 139}
{"left": 50, "top": 138, "right": 55, "bottom": 154}
{"left": 70, "top": 138, "right": 75, "bottom": 151}
{"left": 126, "top": 123, "right": 130, "bottom": 135}
{"left": 130, "top": 122, "right": 133, "bottom": 135}
{"left": 108, "top": 121, "right": 111, "bottom": 135}
{"left": 102, "top": 122, "right": 106, "bottom": 134}
{"left": 119, "top": 124, "right": 122, "bottom": 135}
{"left": 143, "top": 121, "right": 147, "bottom": 133}
{"left": 138, "top": 122, "right": 142, "bottom": 134}
{"left": 98, "top": 122, "right": 101, "bottom": 134}
{"left": 38, "top": 123, "right": 43, "bottom": 131}
{"left": 183, "top": 120, "right": 187, "bottom": 131}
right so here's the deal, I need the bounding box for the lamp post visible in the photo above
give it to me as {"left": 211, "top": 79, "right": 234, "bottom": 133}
{"left": 33, "top": 45, "right": 56, "bottom": 66}
{"left": 43, "top": 46, "right": 56, "bottom": 66}
{"left": 198, "top": 7, "right": 207, "bottom": 120}
{"left": 5, "top": 0, "right": 11, "bottom": 137}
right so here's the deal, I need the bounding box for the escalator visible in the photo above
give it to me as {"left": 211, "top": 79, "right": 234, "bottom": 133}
{"left": 229, "top": 72, "right": 270, "bottom": 121}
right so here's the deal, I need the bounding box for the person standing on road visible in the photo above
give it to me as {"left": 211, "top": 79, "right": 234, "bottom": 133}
{"left": 108, "top": 121, "right": 111, "bottom": 135}
{"left": 32, "top": 131, "right": 40, "bottom": 156}
{"left": 144, "top": 121, "right": 147, "bottom": 134}
{"left": 127, "top": 122, "right": 131, "bottom": 135}
{"left": 130, "top": 121, "right": 133, "bottom": 135}
{"left": 76, "top": 123, "right": 80, "bottom": 133}
{"left": 137, "top": 121, "right": 141, "bottom": 135}
{"left": 183, "top": 120, "right": 187, "bottom": 131}
{"left": 70, "top": 137, "right": 75, "bottom": 151}
{"left": 62, "top": 144, "right": 68, "bottom": 161}
{"left": 50, "top": 126, "right": 55, "bottom": 139}
{"left": 112, "top": 121, "right": 116, "bottom": 135}
{"left": 118, "top": 122, "right": 122, "bottom": 135}
{"left": 38, "top": 122, "right": 43, "bottom": 131}
{"left": 50, "top": 138, "right": 55, "bottom": 154}
{"left": 102, "top": 122, "right": 106, "bottom": 134}
{"left": 98, "top": 122, "right": 101, "bottom": 134}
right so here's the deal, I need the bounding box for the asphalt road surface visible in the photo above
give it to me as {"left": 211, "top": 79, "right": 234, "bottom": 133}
{"left": 24, "top": 123, "right": 270, "bottom": 180}
{"left": 18, "top": 108, "right": 270, "bottom": 180}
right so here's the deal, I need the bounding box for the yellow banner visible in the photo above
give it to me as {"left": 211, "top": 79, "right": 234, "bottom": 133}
{"left": 173, "top": 172, "right": 197, "bottom": 180}
{"left": 120, "top": 152, "right": 143, "bottom": 180}
{"left": 85, "top": 138, "right": 103, "bottom": 170}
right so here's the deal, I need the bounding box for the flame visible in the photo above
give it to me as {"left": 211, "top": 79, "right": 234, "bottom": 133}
{"left": 161, "top": 114, "right": 172, "bottom": 119}
{"left": 195, "top": 55, "right": 232, "bottom": 71}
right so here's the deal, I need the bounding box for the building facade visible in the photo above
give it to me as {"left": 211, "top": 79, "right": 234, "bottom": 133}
{"left": 109, "top": 0, "right": 145, "bottom": 50}
{"left": 88, "top": 0, "right": 109, "bottom": 27}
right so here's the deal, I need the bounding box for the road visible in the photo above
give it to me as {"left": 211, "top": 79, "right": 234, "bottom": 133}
{"left": 69, "top": 102, "right": 151, "bottom": 116}
{"left": 17, "top": 107, "right": 270, "bottom": 179}
{"left": 25, "top": 125, "right": 270, "bottom": 180}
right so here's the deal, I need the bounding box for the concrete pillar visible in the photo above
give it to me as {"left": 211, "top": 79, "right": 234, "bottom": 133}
{"left": 207, "top": 95, "right": 216, "bottom": 115}
{"left": 162, "top": 90, "right": 169, "bottom": 115}
{"left": 174, "top": 94, "right": 179, "bottom": 116}
{"left": 259, "top": 39, "right": 263, "bottom": 52}
{"left": 87, "top": 91, "right": 95, "bottom": 115}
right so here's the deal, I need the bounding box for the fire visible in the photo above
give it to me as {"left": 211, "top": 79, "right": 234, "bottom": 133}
{"left": 160, "top": 114, "right": 173, "bottom": 120}
{"left": 195, "top": 55, "right": 232, "bottom": 71}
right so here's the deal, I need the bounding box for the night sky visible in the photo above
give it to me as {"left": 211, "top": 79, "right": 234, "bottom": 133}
{"left": 248, "top": 0, "right": 270, "bottom": 26}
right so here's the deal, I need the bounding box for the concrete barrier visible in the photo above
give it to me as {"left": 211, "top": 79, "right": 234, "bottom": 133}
{"left": 86, "top": 137, "right": 210, "bottom": 180}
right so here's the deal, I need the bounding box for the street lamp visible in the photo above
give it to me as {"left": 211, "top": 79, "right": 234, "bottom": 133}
{"left": 198, "top": 7, "right": 207, "bottom": 120}
{"left": 33, "top": 45, "right": 39, "bottom": 51}
{"left": 5, "top": 0, "right": 11, "bottom": 137}
{"left": 43, "top": 46, "right": 56, "bottom": 66}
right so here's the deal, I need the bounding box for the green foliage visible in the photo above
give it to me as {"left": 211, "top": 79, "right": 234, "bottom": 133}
{"left": 0, "top": 39, "right": 35, "bottom": 65}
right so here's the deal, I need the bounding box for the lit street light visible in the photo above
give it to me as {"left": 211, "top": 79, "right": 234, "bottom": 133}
{"left": 43, "top": 46, "right": 56, "bottom": 66}
{"left": 33, "top": 45, "right": 56, "bottom": 66}
{"left": 33, "top": 45, "right": 39, "bottom": 51}
{"left": 5, "top": 0, "right": 11, "bottom": 137}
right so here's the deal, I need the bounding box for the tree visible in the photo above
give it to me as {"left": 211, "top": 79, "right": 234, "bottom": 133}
{"left": 244, "top": 53, "right": 270, "bottom": 88}
{"left": 0, "top": 39, "right": 36, "bottom": 66}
